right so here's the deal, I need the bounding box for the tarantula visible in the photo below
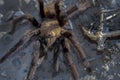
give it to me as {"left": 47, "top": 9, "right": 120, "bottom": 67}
{"left": 0, "top": 0, "right": 91, "bottom": 80}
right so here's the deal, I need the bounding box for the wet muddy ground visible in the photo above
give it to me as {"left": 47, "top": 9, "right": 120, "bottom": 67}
{"left": 0, "top": 0, "right": 120, "bottom": 80}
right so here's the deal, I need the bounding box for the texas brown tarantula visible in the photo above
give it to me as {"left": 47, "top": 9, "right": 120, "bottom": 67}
{"left": 0, "top": 0, "right": 91, "bottom": 80}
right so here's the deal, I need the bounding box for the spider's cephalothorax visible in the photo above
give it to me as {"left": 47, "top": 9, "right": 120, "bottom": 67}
{"left": 0, "top": 0, "right": 91, "bottom": 80}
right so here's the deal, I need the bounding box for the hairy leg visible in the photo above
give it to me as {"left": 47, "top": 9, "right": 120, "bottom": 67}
{"left": 38, "top": 37, "right": 48, "bottom": 59}
{"left": 55, "top": 0, "right": 61, "bottom": 17}
{"left": 27, "top": 41, "right": 40, "bottom": 80}
{"left": 61, "top": 38, "right": 79, "bottom": 80}
{"left": 62, "top": 31, "right": 92, "bottom": 73}
{"left": 0, "top": 29, "right": 41, "bottom": 63}
{"left": 8, "top": 14, "right": 39, "bottom": 34}
{"left": 38, "top": 0, "right": 46, "bottom": 19}
{"left": 51, "top": 38, "right": 61, "bottom": 76}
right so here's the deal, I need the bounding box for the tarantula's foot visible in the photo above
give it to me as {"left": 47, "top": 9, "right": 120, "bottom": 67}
{"left": 37, "top": 56, "right": 45, "bottom": 65}
{"left": 81, "top": 27, "right": 98, "bottom": 41}
{"left": 52, "top": 61, "right": 59, "bottom": 77}
{"left": 0, "top": 32, "right": 13, "bottom": 44}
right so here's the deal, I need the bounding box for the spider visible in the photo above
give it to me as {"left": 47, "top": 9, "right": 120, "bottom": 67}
{"left": 0, "top": 0, "right": 91, "bottom": 80}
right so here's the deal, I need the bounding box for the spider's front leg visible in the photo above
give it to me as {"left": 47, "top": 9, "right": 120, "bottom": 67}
{"left": 62, "top": 31, "right": 92, "bottom": 73}
{"left": 38, "top": 0, "right": 60, "bottom": 19}
{"left": 61, "top": 37, "right": 79, "bottom": 80}
{"left": 8, "top": 14, "right": 40, "bottom": 34}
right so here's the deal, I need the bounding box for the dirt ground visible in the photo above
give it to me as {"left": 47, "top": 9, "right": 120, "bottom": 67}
{"left": 0, "top": 0, "right": 120, "bottom": 80}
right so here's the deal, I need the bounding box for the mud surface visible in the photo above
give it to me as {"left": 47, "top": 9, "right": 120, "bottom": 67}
{"left": 0, "top": 0, "right": 120, "bottom": 80}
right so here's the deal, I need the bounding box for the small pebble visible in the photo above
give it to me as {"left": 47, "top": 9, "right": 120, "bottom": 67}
{"left": 0, "top": 71, "right": 7, "bottom": 77}
{"left": 0, "top": 32, "right": 7, "bottom": 39}
{"left": 108, "top": 75, "right": 114, "bottom": 80}
{"left": 103, "top": 56, "right": 110, "bottom": 62}
{"left": 24, "top": 69, "right": 28, "bottom": 73}
{"left": 0, "top": 0, "right": 4, "bottom": 5}
{"left": 114, "top": 73, "right": 116, "bottom": 76}
{"left": 117, "top": 73, "right": 120, "bottom": 77}
{"left": 13, "top": 10, "right": 24, "bottom": 19}
{"left": 95, "top": 68, "right": 98, "bottom": 71}
{"left": 101, "top": 71, "right": 107, "bottom": 77}
{"left": 102, "top": 64, "right": 109, "bottom": 71}
{"left": 0, "top": 13, "right": 3, "bottom": 24}
{"left": 19, "top": 52, "right": 26, "bottom": 58}
{"left": 24, "top": 0, "right": 31, "bottom": 4}
{"left": 12, "top": 57, "right": 21, "bottom": 69}
{"left": 1, "top": 33, "right": 13, "bottom": 44}
{"left": 110, "top": 60, "right": 115, "bottom": 66}
{"left": 111, "top": 55, "right": 117, "bottom": 60}
{"left": 115, "top": 42, "right": 120, "bottom": 49}
{"left": 4, "top": 11, "right": 14, "bottom": 21}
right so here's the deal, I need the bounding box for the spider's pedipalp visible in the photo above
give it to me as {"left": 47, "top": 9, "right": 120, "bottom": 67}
{"left": 8, "top": 14, "right": 39, "bottom": 34}
{"left": 61, "top": 38, "right": 79, "bottom": 80}
{"left": 0, "top": 29, "right": 41, "bottom": 63}
{"left": 55, "top": 0, "right": 61, "bottom": 17}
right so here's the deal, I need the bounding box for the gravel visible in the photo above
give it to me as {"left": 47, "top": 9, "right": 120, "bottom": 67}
{"left": 0, "top": 0, "right": 120, "bottom": 80}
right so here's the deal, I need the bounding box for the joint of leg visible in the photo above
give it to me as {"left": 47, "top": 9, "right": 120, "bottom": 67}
{"left": 26, "top": 14, "right": 33, "bottom": 20}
